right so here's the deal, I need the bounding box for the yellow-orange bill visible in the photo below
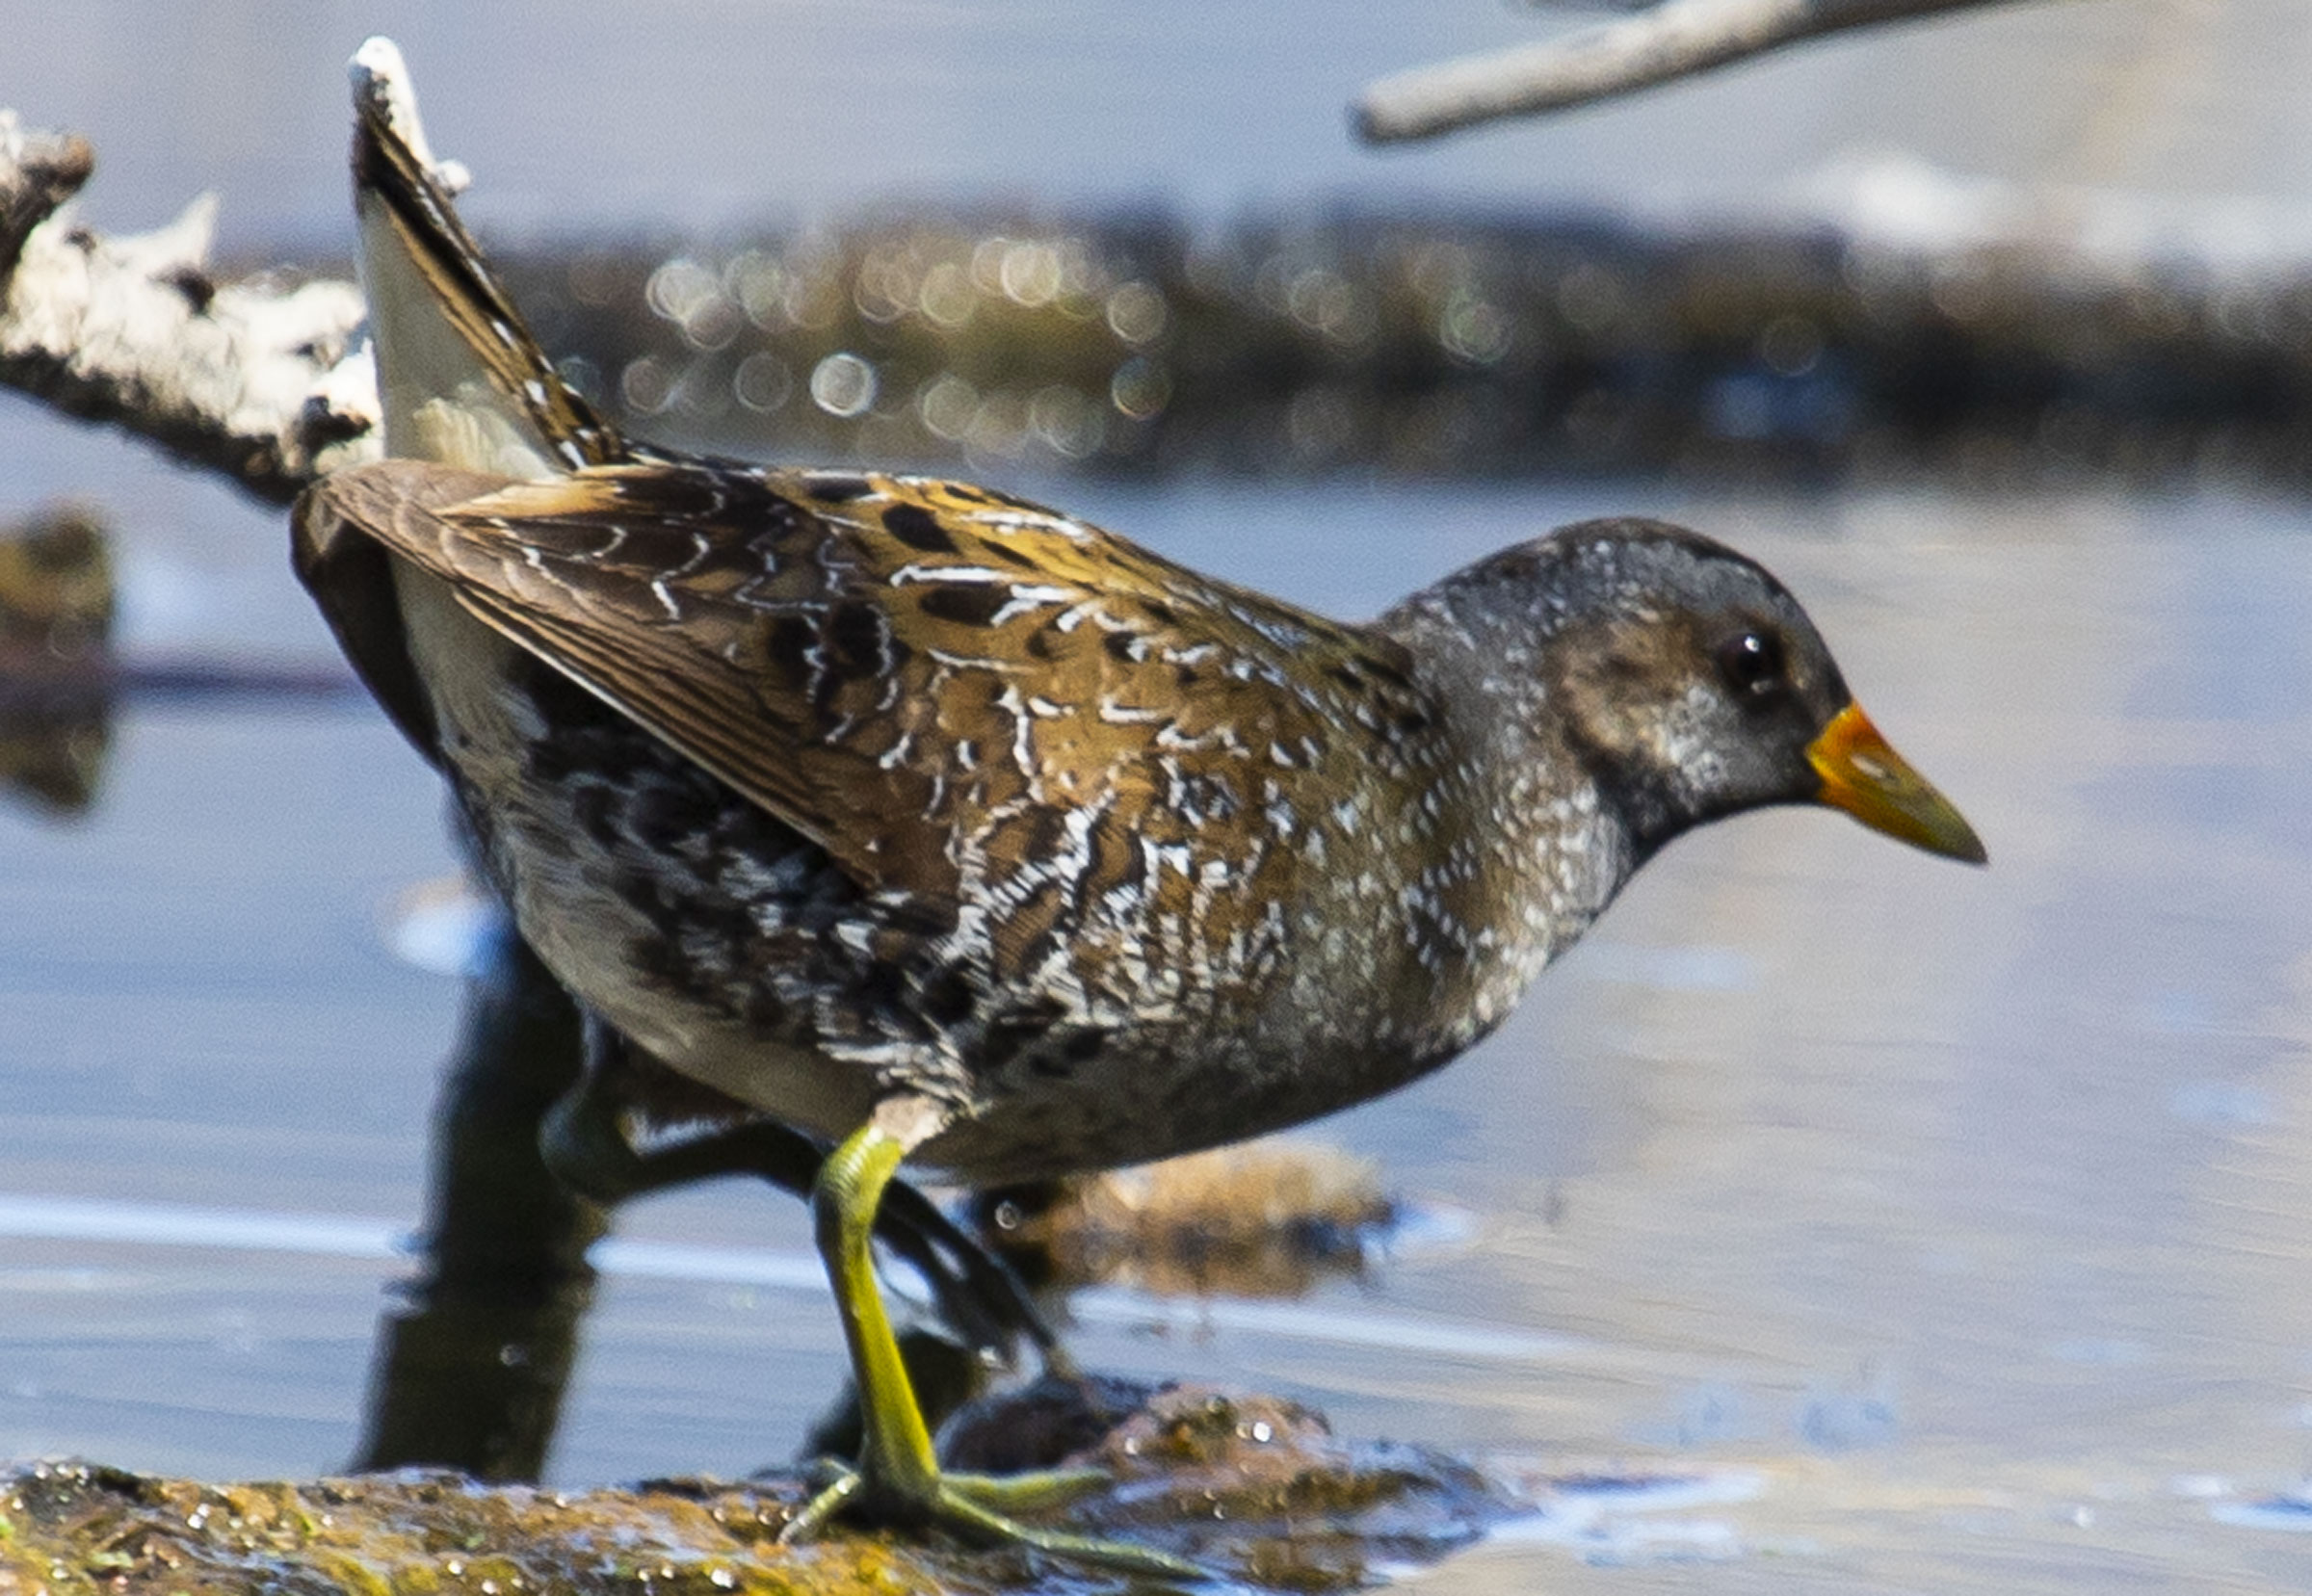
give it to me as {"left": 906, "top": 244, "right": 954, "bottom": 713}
{"left": 1805, "top": 702, "right": 1987, "bottom": 865}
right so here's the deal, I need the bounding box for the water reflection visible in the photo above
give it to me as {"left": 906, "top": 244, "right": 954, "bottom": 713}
{"left": 349, "top": 934, "right": 598, "bottom": 1482}
{"left": 0, "top": 503, "right": 115, "bottom": 816}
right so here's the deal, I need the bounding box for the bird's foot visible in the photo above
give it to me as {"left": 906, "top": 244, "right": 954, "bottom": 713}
{"left": 790, "top": 1111, "right": 1204, "bottom": 1582}
{"left": 779, "top": 1458, "right": 1204, "bottom": 1582}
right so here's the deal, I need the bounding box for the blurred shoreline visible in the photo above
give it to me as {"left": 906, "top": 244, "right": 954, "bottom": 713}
{"left": 239, "top": 157, "right": 2312, "bottom": 490}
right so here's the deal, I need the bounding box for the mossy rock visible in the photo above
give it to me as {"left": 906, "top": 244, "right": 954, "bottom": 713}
{"left": 0, "top": 1381, "right": 1523, "bottom": 1595}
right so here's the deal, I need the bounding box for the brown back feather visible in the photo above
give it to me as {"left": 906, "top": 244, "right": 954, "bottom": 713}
{"left": 297, "top": 458, "right": 1433, "bottom": 914}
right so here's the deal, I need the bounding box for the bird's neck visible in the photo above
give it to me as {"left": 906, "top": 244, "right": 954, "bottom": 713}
{"left": 1369, "top": 596, "right": 1640, "bottom": 1057}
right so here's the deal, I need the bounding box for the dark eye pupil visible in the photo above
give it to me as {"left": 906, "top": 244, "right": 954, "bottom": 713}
{"left": 1719, "top": 631, "right": 1784, "bottom": 694}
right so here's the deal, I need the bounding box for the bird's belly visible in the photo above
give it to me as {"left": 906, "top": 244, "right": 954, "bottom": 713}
{"left": 910, "top": 1032, "right": 1396, "bottom": 1185}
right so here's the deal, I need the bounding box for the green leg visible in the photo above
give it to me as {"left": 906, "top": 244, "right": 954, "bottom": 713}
{"left": 781, "top": 1112, "right": 1205, "bottom": 1582}
{"left": 818, "top": 1119, "right": 939, "bottom": 1498}
{"left": 540, "top": 1027, "right": 1054, "bottom": 1364}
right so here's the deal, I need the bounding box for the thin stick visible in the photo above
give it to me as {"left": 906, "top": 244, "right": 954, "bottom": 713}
{"left": 1355, "top": 0, "right": 2045, "bottom": 144}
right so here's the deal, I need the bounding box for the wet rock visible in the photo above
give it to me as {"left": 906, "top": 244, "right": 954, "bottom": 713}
{"left": 952, "top": 1379, "right": 1510, "bottom": 1589}
{"left": 0, "top": 1378, "right": 1527, "bottom": 1594}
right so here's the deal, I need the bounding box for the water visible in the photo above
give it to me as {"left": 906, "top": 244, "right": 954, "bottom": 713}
{"left": 2, "top": 431, "right": 2310, "bottom": 1587}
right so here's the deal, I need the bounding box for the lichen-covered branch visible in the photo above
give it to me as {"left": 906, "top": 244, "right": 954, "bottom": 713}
{"left": 1354, "top": 0, "right": 2038, "bottom": 144}
{"left": 0, "top": 109, "right": 379, "bottom": 506}
{"left": 0, "top": 114, "right": 92, "bottom": 282}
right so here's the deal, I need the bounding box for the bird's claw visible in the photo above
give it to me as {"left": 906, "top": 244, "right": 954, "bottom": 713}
{"left": 779, "top": 1460, "right": 1205, "bottom": 1583}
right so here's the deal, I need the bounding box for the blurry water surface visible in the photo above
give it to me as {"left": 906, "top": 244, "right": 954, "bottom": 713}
{"left": 6, "top": 4, "right": 2312, "bottom": 1590}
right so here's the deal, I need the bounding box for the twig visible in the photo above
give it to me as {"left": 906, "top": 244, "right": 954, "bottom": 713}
{"left": 1355, "top": 0, "right": 2041, "bottom": 144}
{"left": 0, "top": 110, "right": 378, "bottom": 506}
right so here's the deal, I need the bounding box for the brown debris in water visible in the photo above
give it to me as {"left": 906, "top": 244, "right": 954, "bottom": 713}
{"left": 971, "top": 1142, "right": 1397, "bottom": 1298}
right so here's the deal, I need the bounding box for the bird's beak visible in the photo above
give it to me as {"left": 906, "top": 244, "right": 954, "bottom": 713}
{"left": 1806, "top": 702, "right": 1987, "bottom": 865}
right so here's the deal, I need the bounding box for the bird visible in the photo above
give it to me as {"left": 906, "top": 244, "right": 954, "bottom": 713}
{"left": 297, "top": 37, "right": 1984, "bottom": 1577}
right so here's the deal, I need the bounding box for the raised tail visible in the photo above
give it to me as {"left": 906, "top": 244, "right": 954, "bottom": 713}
{"left": 349, "top": 37, "right": 623, "bottom": 476}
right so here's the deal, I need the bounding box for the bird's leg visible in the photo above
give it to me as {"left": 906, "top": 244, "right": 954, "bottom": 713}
{"left": 783, "top": 1099, "right": 1204, "bottom": 1582}
{"left": 810, "top": 1103, "right": 941, "bottom": 1504}
{"left": 540, "top": 1024, "right": 1054, "bottom": 1365}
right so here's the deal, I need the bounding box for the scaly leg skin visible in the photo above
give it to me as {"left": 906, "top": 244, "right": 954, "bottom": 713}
{"left": 781, "top": 1102, "right": 1206, "bottom": 1583}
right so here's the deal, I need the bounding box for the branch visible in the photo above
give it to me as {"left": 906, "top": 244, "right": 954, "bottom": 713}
{"left": 0, "top": 115, "right": 92, "bottom": 282}
{"left": 1354, "top": 0, "right": 2039, "bottom": 144}
{"left": 0, "top": 110, "right": 380, "bottom": 506}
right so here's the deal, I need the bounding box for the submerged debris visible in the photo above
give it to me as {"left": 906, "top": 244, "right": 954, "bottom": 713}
{"left": 971, "top": 1142, "right": 1397, "bottom": 1298}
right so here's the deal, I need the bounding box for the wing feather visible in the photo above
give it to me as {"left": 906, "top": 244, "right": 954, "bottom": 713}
{"left": 298, "top": 458, "right": 1434, "bottom": 914}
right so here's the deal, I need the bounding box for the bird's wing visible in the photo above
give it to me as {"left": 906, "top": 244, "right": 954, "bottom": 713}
{"left": 295, "top": 458, "right": 1432, "bottom": 919}
{"left": 293, "top": 462, "right": 522, "bottom": 765}
{"left": 349, "top": 37, "right": 626, "bottom": 474}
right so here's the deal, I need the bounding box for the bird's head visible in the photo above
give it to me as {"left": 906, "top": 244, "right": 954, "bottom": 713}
{"left": 1410, "top": 519, "right": 1985, "bottom": 867}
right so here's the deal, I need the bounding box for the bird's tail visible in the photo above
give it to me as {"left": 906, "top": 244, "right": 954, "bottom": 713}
{"left": 349, "top": 37, "right": 622, "bottom": 477}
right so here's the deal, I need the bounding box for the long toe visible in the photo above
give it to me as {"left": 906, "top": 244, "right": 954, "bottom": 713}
{"left": 941, "top": 1464, "right": 1112, "bottom": 1514}
{"left": 778, "top": 1458, "right": 1203, "bottom": 1582}
{"left": 931, "top": 1479, "right": 1207, "bottom": 1583}
{"left": 775, "top": 1463, "right": 864, "bottom": 1546}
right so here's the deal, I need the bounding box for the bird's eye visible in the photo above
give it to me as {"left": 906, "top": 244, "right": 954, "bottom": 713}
{"left": 1715, "top": 629, "right": 1787, "bottom": 698}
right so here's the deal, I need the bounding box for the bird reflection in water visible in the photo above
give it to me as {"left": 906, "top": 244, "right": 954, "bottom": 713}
{"left": 0, "top": 502, "right": 115, "bottom": 818}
